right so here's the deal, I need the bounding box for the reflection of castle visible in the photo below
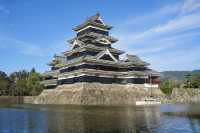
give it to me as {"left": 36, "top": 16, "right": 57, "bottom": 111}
{"left": 42, "top": 13, "right": 160, "bottom": 88}
{"left": 26, "top": 106, "right": 161, "bottom": 133}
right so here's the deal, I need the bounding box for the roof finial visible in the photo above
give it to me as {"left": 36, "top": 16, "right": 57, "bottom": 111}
{"left": 96, "top": 11, "right": 100, "bottom": 16}
{"left": 54, "top": 54, "right": 57, "bottom": 58}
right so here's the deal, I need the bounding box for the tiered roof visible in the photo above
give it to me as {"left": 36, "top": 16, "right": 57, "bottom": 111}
{"left": 63, "top": 44, "right": 124, "bottom": 56}
{"left": 126, "top": 55, "right": 150, "bottom": 66}
{"left": 43, "top": 13, "right": 160, "bottom": 87}
{"left": 53, "top": 54, "right": 150, "bottom": 68}
{"left": 73, "top": 13, "right": 113, "bottom": 32}
{"left": 48, "top": 55, "right": 66, "bottom": 66}
{"left": 48, "top": 13, "right": 152, "bottom": 68}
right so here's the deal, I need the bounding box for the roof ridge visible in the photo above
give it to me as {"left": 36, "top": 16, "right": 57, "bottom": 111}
{"left": 86, "top": 13, "right": 100, "bottom": 22}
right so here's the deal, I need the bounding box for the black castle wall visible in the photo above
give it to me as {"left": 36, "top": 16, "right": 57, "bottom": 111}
{"left": 60, "top": 64, "right": 146, "bottom": 73}
{"left": 58, "top": 76, "right": 146, "bottom": 85}
{"left": 67, "top": 51, "right": 98, "bottom": 60}
{"left": 77, "top": 27, "right": 109, "bottom": 36}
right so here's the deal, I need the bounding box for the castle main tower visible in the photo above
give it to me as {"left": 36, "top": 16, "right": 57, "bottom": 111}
{"left": 42, "top": 13, "right": 160, "bottom": 88}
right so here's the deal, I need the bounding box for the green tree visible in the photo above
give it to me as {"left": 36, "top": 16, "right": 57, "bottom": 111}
{"left": 0, "top": 69, "right": 44, "bottom": 96}
{"left": 9, "top": 69, "right": 44, "bottom": 96}
{"left": 160, "top": 80, "right": 177, "bottom": 95}
{"left": 184, "top": 74, "right": 192, "bottom": 88}
{"left": 26, "top": 69, "right": 43, "bottom": 96}
{"left": 191, "top": 73, "right": 200, "bottom": 88}
{"left": 10, "top": 70, "right": 29, "bottom": 96}
{"left": 0, "top": 71, "right": 10, "bottom": 95}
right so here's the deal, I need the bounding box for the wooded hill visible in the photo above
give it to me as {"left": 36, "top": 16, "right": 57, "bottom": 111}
{"left": 161, "top": 70, "right": 200, "bottom": 81}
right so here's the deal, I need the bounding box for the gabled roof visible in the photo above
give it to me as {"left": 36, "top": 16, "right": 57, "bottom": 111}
{"left": 125, "top": 54, "right": 150, "bottom": 66}
{"left": 93, "top": 37, "right": 111, "bottom": 45}
{"left": 71, "top": 39, "right": 85, "bottom": 49}
{"left": 87, "top": 13, "right": 105, "bottom": 25}
{"left": 73, "top": 13, "right": 113, "bottom": 31}
{"left": 63, "top": 44, "right": 125, "bottom": 56}
{"left": 146, "top": 70, "right": 161, "bottom": 77}
{"left": 48, "top": 55, "right": 66, "bottom": 66}
{"left": 96, "top": 49, "right": 118, "bottom": 62}
{"left": 68, "top": 32, "right": 118, "bottom": 44}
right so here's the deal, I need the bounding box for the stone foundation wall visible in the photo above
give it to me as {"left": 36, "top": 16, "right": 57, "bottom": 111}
{"left": 0, "top": 96, "right": 24, "bottom": 105}
{"left": 24, "top": 83, "right": 164, "bottom": 105}
{"left": 171, "top": 88, "right": 200, "bottom": 103}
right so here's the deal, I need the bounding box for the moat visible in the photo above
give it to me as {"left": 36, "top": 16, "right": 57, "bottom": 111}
{"left": 0, "top": 104, "right": 200, "bottom": 133}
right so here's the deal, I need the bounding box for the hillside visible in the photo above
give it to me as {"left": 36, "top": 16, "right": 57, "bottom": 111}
{"left": 161, "top": 70, "right": 200, "bottom": 81}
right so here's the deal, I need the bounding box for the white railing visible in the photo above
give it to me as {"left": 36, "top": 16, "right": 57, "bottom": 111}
{"left": 41, "top": 79, "right": 57, "bottom": 86}
{"left": 144, "top": 83, "right": 158, "bottom": 88}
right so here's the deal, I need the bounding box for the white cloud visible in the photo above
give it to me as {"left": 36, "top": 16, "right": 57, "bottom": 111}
{"left": 145, "top": 45, "right": 200, "bottom": 71}
{"left": 117, "top": 2, "right": 182, "bottom": 28}
{"left": 114, "top": 12, "right": 200, "bottom": 48}
{"left": 0, "top": 38, "right": 45, "bottom": 56}
{"left": 182, "top": 0, "right": 200, "bottom": 13}
{"left": 132, "top": 42, "right": 176, "bottom": 55}
{"left": 117, "top": 30, "right": 200, "bottom": 64}
{"left": 153, "top": 13, "right": 200, "bottom": 33}
{"left": 112, "top": 0, "right": 200, "bottom": 71}
{"left": 0, "top": 37, "right": 68, "bottom": 57}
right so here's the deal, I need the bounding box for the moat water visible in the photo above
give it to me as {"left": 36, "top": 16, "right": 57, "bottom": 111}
{"left": 0, "top": 104, "right": 200, "bottom": 133}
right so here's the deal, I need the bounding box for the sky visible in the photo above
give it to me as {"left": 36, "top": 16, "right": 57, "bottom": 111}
{"left": 0, "top": 0, "right": 200, "bottom": 74}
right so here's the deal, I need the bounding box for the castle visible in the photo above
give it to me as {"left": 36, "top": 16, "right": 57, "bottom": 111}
{"left": 41, "top": 13, "right": 160, "bottom": 89}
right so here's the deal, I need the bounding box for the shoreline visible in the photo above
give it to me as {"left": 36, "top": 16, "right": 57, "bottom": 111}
{"left": 0, "top": 85, "right": 199, "bottom": 105}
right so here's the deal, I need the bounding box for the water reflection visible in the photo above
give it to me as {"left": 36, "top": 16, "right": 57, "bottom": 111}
{"left": 0, "top": 104, "right": 200, "bottom": 133}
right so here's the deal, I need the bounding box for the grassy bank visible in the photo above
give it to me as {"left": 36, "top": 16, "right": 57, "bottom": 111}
{"left": 0, "top": 96, "right": 24, "bottom": 105}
